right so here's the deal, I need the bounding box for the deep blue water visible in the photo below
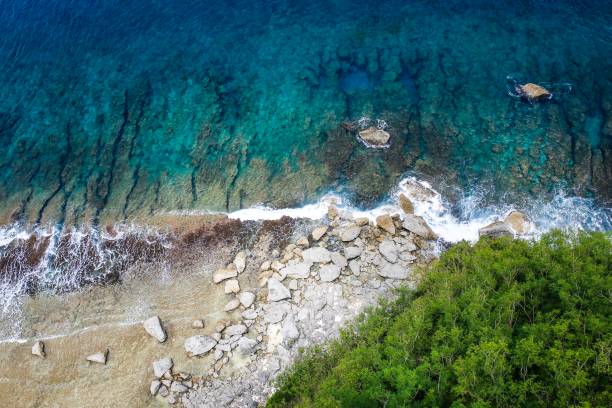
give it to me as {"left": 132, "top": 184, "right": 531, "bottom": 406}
{"left": 0, "top": 0, "right": 611, "bottom": 224}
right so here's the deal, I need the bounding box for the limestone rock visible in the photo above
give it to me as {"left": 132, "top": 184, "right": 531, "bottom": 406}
{"left": 376, "top": 214, "right": 396, "bottom": 234}
{"left": 379, "top": 240, "right": 399, "bottom": 263}
{"left": 239, "top": 291, "right": 255, "bottom": 308}
{"left": 153, "top": 357, "right": 173, "bottom": 378}
{"left": 296, "top": 236, "right": 309, "bottom": 247}
{"left": 213, "top": 264, "right": 238, "bottom": 283}
{"left": 330, "top": 252, "right": 348, "bottom": 268}
{"left": 311, "top": 226, "right": 329, "bottom": 241}
{"left": 301, "top": 247, "right": 331, "bottom": 263}
{"left": 280, "top": 262, "right": 312, "bottom": 279}
{"left": 402, "top": 215, "right": 437, "bottom": 240}
{"left": 223, "top": 298, "right": 241, "bottom": 312}
{"left": 399, "top": 194, "right": 414, "bottom": 214}
{"left": 224, "top": 279, "right": 240, "bottom": 294}
{"left": 355, "top": 217, "right": 370, "bottom": 226}
{"left": 344, "top": 246, "right": 362, "bottom": 259}
{"left": 191, "top": 319, "right": 205, "bottom": 329}
{"left": 349, "top": 260, "right": 361, "bottom": 276}
{"left": 185, "top": 335, "right": 217, "bottom": 356}
{"left": 378, "top": 262, "right": 409, "bottom": 279}
{"left": 224, "top": 324, "right": 247, "bottom": 336}
{"left": 143, "top": 316, "right": 167, "bottom": 343}
{"left": 86, "top": 349, "right": 108, "bottom": 364}
{"left": 478, "top": 221, "right": 514, "bottom": 238}
{"left": 519, "top": 83, "right": 552, "bottom": 101}
{"left": 319, "top": 264, "right": 341, "bottom": 282}
{"left": 238, "top": 337, "right": 258, "bottom": 355}
{"left": 327, "top": 205, "right": 339, "bottom": 221}
{"left": 281, "top": 316, "right": 300, "bottom": 340}
{"left": 171, "top": 382, "right": 189, "bottom": 393}
{"left": 241, "top": 309, "right": 257, "bottom": 320}
{"left": 150, "top": 380, "right": 161, "bottom": 396}
{"left": 358, "top": 127, "right": 391, "bottom": 146}
{"left": 234, "top": 251, "right": 247, "bottom": 273}
{"left": 267, "top": 278, "right": 291, "bottom": 302}
{"left": 32, "top": 340, "right": 45, "bottom": 358}
{"left": 338, "top": 226, "right": 361, "bottom": 242}
{"left": 504, "top": 211, "right": 530, "bottom": 234}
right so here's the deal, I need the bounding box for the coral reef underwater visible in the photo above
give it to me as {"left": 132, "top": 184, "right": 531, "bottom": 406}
{"left": 0, "top": 0, "right": 610, "bottom": 225}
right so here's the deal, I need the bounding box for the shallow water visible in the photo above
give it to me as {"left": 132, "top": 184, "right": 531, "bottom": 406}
{"left": 0, "top": 0, "right": 610, "bottom": 225}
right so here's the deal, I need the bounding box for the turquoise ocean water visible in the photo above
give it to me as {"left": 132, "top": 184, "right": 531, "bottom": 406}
{"left": 0, "top": 0, "right": 611, "bottom": 309}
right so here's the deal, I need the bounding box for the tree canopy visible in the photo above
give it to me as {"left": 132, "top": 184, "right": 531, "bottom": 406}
{"left": 267, "top": 231, "right": 611, "bottom": 408}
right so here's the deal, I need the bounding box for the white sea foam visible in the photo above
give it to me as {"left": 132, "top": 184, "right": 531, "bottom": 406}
{"left": 228, "top": 176, "right": 611, "bottom": 243}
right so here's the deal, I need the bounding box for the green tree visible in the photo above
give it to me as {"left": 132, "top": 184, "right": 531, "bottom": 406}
{"left": 267, "top": 231, "right": 611, "bottom": 408}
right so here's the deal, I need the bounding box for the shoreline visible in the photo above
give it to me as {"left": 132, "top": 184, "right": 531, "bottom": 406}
{"left": 0, "top": 190, "right": 607, "bottom": 406}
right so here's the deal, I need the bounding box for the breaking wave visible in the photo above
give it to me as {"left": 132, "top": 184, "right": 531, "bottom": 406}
{"left": 229, "top": 176, "right": 612, "bottom": 243}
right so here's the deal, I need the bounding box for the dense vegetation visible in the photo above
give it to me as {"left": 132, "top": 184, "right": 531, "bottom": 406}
{"left": 267, "top": 231, "right": 611, "bottom": 407}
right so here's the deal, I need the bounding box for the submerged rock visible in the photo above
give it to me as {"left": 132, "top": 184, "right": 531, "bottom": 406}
{"left": 185, "top": 335, "right": 217, "bottom": 356}
{"left": 153, "top": 357, "right": 173, "bottom": 378}
{"left": 402, "top": 215, "right": 437, "bottom": 240}
{"left": 143, "top": 316, "right": 167, "bottom": 343}
{"left": 479, "top": 221, "right": 514, "bottom": 238}
{"left": 358, "top": 127, "right": 391, "bottom": 147}
{"left": 32, "top": 340, "right": 45, "bottom": 358}
{"left": 86, "top": 349, "right": 108, "bottom": 364}
{"left": 519, "top": 83, "right": 552, "bottom": 101}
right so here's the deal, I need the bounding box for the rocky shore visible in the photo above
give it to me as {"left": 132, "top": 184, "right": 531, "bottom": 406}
{"left": 8, "top": 187, "right": 533, "bottom": 408}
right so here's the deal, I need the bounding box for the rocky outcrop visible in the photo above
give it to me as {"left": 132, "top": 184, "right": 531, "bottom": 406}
{"left": 357, "top": 127, "right": 391, "bottom": 147}
{"left": 399, "top": 194, "right": 414, "bottom": 214}
{"left": 519, "top": 83, "right": 552, "bottom": 101}
{"left": 504, "top": 211, "right": 530, "bottom": 234}
{"left": 478, "top": 221, "right": 514, "bottom": 238}
{"left": 402, "top": 214, "right": 437, "bottom": 240}
{"left": 376, "top": 214, "right": 396, "bottom": 234}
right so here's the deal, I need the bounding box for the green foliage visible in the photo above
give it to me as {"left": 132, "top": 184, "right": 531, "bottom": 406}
{"left": 267, "top": 231, "right": 612, "bottom": 408}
